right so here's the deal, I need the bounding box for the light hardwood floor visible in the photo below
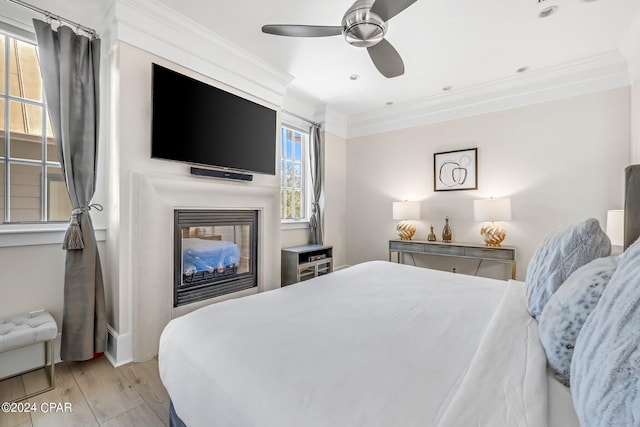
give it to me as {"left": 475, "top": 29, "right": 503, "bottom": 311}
{"left": 0, "top": 356, "right": 170, "bottom": 427}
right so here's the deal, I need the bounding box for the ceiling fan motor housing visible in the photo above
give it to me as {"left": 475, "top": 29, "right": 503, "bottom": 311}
{"left": 342, "top": 6, "right": 386, "bottom": 47}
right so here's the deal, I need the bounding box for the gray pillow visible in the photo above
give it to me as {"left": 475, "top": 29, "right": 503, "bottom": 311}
{"left": 526, "top": 218, "right": 610, "bottom": 320}
{"left": 571, "top": 236, "right": 640, "bottom": 426}
{"left": 538, "top": 255, "right": 618, "bottom": 386}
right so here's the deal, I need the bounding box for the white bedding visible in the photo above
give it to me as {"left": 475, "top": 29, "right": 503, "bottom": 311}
{"left": 159, "top": 260, "right": 577, "bottom": 426}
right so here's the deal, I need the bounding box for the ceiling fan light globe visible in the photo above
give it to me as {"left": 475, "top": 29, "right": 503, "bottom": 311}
{"left": 344, "top": 24, "right": 385, "bottom": 47}
{"left": 342, "top": 8, "right": 386, "bottom": 47}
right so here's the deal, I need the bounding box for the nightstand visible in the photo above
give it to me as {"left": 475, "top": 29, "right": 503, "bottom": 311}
{"left": 281, "top": 244, "right": 333, "bottom": 286}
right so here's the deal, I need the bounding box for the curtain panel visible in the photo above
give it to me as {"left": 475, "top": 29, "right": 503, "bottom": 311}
{"left": 309, "top": 124, "right": 324, "bottom": 244}
{"left": 33, "top": 19, "right": 107, "bottom": 361}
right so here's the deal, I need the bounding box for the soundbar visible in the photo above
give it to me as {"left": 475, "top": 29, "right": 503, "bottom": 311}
{"left": 190, "top": 167, "right": 253, "bottom": 181}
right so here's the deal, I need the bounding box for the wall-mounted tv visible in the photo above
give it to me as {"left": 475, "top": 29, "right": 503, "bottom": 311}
{"left": 151, "top": 63, "right": 277, "bottom": 175}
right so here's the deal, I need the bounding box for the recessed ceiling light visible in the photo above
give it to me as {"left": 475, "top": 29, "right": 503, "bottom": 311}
{"left": 442, "top": 85, "right": 452, "bottom": 91}
{"left": 385, "top": 101, "right": 394, "bottom": 106}
{"left": 538, "top": 5, "right": 558, "bottom": 18}
{"left": 350, "top": 74, "right": 360, "bottom": 81}
{"left": 517, "top": 66, "right": 530, "bottom": 73}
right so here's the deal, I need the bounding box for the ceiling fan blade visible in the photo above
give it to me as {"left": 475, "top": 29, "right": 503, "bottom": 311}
{"left": 370, "top": 0, "right": 418, "bottom": 21}
{"left": 367, "top": 38, "right": 405, "bottom": 78}
{"left": 262, "top": 25, "right": 343, "bottom": 37}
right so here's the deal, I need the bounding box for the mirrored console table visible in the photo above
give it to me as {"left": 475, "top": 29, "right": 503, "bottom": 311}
{"left": 389, "top": 239, "right": 516, "bottom": 280}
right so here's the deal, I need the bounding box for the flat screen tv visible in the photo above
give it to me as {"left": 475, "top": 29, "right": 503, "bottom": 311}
{"left": 151, "top": 63, "right": 277, "bottom": 175}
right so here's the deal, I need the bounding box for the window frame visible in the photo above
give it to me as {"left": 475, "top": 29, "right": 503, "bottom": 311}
{"left": 280, "top": 122, "right": 312, "bottom": 228}
{"left": 0, "top": 24, "right": 69, "bottom": 225}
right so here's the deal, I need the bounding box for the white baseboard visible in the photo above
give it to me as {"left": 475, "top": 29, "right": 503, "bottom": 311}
{"left": 334, "top": 264, "right": 351, "bottom": 271}
{"left": 105, "top": 326, "right": 133, "bottom": 367}
{"left": 0, "top": 326, "right": 135, "bottom": 378}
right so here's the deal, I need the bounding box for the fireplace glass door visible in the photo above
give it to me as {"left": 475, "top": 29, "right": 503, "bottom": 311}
{"left": 174, "top": 210, "right": 257, "bottom": 306}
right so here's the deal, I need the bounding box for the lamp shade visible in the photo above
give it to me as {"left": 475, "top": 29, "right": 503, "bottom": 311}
{"left": 606, "top": 209, "right": 624, "bottom": 247}
{"left": 474, "top": 198, "right": 512, "bottom": 222}
{"left": 392, "top": 201, "right": 420, "bottom": 220}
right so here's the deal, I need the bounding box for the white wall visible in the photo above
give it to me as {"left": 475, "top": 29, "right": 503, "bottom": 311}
{"left": 0, "top": 245, "right": 64, "bottom": 325}
{"left": 632, "top": 76, "right": 640, "bottom": 164}
{"left": 346, "top": 88, "right": 630, "bottom": 280}
{"left": 323, "top": 131, "right": 348, "bottom": 268}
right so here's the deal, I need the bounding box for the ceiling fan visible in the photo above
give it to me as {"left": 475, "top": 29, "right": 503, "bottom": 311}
{"left": 261, "top": 0, "right": 418, "bottom": 78}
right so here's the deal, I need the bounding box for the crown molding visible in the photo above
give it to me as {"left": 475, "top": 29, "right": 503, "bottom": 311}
{"left": 621, "top": 5, "right": 640, "bottom": 82}
{"left": 347, "top": 50, "right": 631, "bottom": 139}
{"left": 112, "top": 0, "right": 293, "bottom": 107}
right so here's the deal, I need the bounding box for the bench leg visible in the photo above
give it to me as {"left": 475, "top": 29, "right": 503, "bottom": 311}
{"left": 10, "top": 339, "right": 56, "bottom": 403}
{"left": 47, "top": 339, "right": 55, "bottom": 391}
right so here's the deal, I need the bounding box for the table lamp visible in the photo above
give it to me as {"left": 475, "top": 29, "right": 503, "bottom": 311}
{"left": 473, "top": 197, "right": 512, "bottom": 247}
{"left": 393, "top": 201, "right": 421, "bottom": 240}
{"left": 606, "top": 210, "right": 624, "bottom": 250}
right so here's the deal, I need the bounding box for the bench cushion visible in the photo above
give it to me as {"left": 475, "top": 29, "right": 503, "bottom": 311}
{"left": 0, "top": 312, "right": 57, "bottom": 352}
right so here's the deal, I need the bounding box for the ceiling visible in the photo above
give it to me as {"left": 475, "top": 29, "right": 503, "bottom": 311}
{"left": 3, "top": 0, "right": 638, "bottom": 120}
{"left": 150, "top": 0, "right": 640, "bottom": 118}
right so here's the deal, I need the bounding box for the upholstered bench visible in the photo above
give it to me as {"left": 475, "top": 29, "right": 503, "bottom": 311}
{"left": 0, "top": 310, "right": 57, "bottom": 401}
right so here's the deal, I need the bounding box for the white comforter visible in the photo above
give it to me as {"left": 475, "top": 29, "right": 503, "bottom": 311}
{"left": 159, "top": 261, "right": 549, "bottom": 427}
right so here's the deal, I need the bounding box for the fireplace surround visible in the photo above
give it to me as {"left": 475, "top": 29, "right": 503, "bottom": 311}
{"left": 128, "top": 173, "right": 281, "bottom": 362}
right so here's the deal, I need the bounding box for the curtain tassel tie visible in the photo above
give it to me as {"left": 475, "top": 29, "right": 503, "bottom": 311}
{"left": 309, "top": 202, "right": 320, "bottom": 229}
{"left": 61, "top": 204, "right": 102, "bottom": 251}
{"left": 63, "top": 208, "right": 84, "bottom": 250}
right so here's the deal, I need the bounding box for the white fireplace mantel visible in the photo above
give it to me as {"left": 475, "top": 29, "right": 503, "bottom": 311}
{"left": 129, "top": 172, "right": 281, "bottom": 362}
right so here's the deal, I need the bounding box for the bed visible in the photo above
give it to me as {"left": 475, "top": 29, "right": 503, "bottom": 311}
{"left": 159, "top": 260, "right": 579, "bottom": 426}
{"left": 161, "top": 169, "right": 640, "bottom": 426}
{"left": 181, "top": 238, "right": 241, "bottom": 282}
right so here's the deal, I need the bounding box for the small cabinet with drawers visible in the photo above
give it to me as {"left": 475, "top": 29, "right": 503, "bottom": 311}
{"left": 281, "top": 244, "right": 333, "bottom": 286}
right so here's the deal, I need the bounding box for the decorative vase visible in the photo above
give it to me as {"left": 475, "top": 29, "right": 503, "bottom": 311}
{"left": 442, "top": 217, "right": 452, "bottom": 243}
{"left": 427, "top": 225, "right": 437, "bottom": 241}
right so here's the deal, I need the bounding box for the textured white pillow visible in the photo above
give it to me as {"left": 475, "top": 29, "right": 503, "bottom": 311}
{"left": 571, "top": 236, "right": 640, "bottom": 426}
{"left": 538, "top": 255, "right": 618, "bottom": 386}
{"left": 526, "top": 218, "right": 610, "bottom": 320}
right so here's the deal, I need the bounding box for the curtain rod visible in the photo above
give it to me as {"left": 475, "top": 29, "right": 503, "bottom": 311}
{"left": 282, "top": 110, "right": 321, "bottom": 128}
{"left": 6, "top": 0, "right": 98, "bottom": 38}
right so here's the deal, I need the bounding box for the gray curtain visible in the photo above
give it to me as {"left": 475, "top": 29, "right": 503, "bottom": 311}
{"left": 33, "top": 19, "right": 106, "bottom": 361}
{"left": 309, "top": 124, "right": 324, "bottom": 244}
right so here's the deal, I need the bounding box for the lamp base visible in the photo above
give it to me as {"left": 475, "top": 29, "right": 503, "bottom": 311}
{"left": 396, "top": 220, "right": 416, "bottom": 240}
{"left": 480, "top": 222, "right": 506, "bottom": 247}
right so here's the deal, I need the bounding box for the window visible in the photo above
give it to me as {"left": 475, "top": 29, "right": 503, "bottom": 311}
{"left": 280, "top": 125, "right": 309, "bottom": 222}
{"left": 0, "top": 29, "right": 71, "bottom": 223}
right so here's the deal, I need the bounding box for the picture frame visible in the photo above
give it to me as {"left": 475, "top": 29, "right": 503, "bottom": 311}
{"left": 434, "top": 148, "right": 478, "bottom": 191}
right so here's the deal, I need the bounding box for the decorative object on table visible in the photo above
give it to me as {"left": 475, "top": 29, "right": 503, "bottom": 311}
{"left": 473, "top": 197, "right": 512, "bottom": 246}
{"left": 624, "top": 164, "right": 640, "bottom": 249}
{"left": 392, "top": 201, "right": 421, "bottom": 240}
{"left": 442, "top": 217, "right": 452, "bottom": 243}
{"left": 434, "top": 148, "right": 478, "bottom": 191}
{"left": 427, "top": 225, "right": 437, "bottom": 241}
{"left": 606, "top": 209, "right": 624, "bottom": 253}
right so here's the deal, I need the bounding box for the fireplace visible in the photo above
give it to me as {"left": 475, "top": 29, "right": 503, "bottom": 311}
{"left": 174, "top": 209, "right": 258, "bottom": 307}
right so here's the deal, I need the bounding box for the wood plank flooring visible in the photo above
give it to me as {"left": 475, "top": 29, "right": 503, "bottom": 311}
{"left": 0, "top": 356, "right": 169, "bottom": 427}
